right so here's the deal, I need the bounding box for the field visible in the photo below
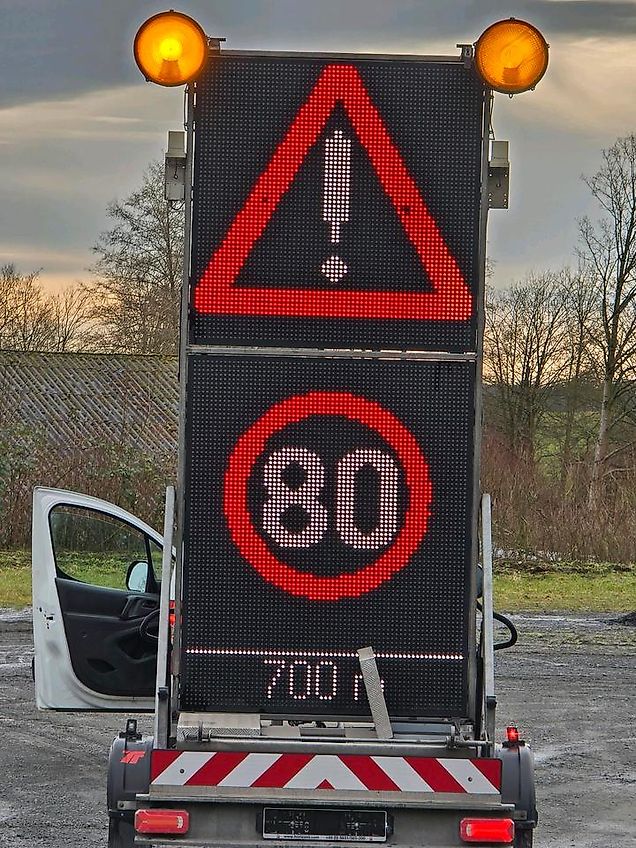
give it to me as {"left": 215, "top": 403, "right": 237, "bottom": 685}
{"left": 493, "top": 559, "right": 636, "bottom": 612}
{"left": 0, "top": 550, "right": 140, "bottom": 606}
{"left": 2, "top": 550, "right": 634, "bottom": 612}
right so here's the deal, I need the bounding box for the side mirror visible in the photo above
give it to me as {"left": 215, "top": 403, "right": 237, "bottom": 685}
{"left": 126, "top": 560, "right": 150, "bottom": 593}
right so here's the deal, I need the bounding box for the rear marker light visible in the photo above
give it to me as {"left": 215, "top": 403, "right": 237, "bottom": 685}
{"left": 503, "top": 725, "right": 525, "bottom": 748}
{"left": 135, "top": 808, "right": 190, "bottom": 835}
{"left": 460, "top": 817, "right": 514, "bottom": 843}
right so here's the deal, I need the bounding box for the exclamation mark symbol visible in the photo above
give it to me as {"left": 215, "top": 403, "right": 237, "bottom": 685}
{"left": 321, "top": 129, "right": 351, "bottom": 283}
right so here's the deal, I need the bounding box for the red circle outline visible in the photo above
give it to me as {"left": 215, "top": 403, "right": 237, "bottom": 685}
{"left": 223, "top": 391, "right": 432, "bottom": 601}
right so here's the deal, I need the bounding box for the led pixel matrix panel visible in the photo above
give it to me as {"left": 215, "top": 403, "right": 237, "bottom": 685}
{"left": 181, "top": 354, "right": 476, "bottom": 718}
{"left": 190, "top": 54, "right": 484, "bottom": 352}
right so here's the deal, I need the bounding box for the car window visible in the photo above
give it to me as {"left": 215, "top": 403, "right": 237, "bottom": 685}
{"left": 148, "top": 537, "right": 163, "bottom": 580}
{"left": 49, "top": 504, "right": 158, "bottom": 592}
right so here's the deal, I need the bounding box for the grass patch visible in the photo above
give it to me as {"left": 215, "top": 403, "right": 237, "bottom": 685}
{"left": 0, "top": 550, "right": 31, "bottom": 607}
{"left": 1, "top": 550, "right": 634, "bottom": 613}
{"left": 0, "top": 549, "right": 151, "bottom": 608}
{"left": 493, "top": 556, "right": 636, "bottom": 612}
{"left": 494, "top": 556, "right": 634, "bottom": 576}
{"left": 0, "top": 550, "right": 31, "bottom": 569}
{"left": 494, "top": 571, "right": 636, "bottom": 612}
{"left": 54, "top": 552, "right": 133, "bottom": 590}
{"left": 0, "top": 563, "right": 31, "bottom": 607}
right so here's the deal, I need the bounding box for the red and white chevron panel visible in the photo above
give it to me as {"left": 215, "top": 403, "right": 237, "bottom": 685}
{"left": 150, "top": 751, "right": 501, "bottom": 794}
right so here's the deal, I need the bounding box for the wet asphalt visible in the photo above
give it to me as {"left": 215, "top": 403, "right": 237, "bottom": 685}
{"left": 0, "top": 609, "right": 634, "bottom": 847}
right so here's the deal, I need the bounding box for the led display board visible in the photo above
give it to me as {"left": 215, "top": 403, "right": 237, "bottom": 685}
{"left": 190, "top": 54, "right": 484, "bottom": 352}
{"left": 181, "top": 354, "right": 476, "bottom": 718}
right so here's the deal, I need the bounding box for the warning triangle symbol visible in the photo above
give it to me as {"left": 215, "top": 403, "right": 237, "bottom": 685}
{"left": 193, "top": 63, "right": 472, "bottom": 322}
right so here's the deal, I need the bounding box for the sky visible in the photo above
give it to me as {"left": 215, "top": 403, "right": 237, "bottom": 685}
{"left": 1, "top": 0, "right": 636, "bottom": 291}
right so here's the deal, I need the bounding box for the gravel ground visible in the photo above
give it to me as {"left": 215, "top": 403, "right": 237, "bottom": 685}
{"left": 0, "top": 609, "right": 634, "bottom": 847}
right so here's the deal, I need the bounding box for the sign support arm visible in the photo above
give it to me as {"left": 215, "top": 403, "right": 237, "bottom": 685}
{"left": 357, "top": 647, "right": 393, "bottom": 739}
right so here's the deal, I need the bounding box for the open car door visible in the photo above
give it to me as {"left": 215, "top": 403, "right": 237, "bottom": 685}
{"left": 32, "top": 487, "right": 166, "bottom": 711}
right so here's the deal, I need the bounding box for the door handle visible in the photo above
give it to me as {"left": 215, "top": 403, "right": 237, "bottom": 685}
{"left": 120, "top": 596, "right": 157, "bottom": 621}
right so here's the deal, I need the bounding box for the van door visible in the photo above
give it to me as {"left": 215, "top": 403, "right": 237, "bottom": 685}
{"left": 32, "top": 487, "right": 165, "bottom": 710}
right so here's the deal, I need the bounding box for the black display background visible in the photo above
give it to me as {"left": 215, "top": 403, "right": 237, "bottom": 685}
{"left": 181, "top": 354, "right": 476, "bottom": 718}
{"left": 190, "top": 55, "right": 484, "bottom": 352}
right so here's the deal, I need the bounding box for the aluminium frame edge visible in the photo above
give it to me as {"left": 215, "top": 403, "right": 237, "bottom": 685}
{"left": 210, "top": 49, "right": 469, "bottom": 63}
{"left": 187, "top": 346, "right": 477, "bottom": 361}
{"left": 155, "top": 484, "right": 175, "bottom": 747}
{"left": 466, "top": 86, "right": 492, "bottom": 731}
{"left": 173, "top": 84, "right": 196, "bottom": 710}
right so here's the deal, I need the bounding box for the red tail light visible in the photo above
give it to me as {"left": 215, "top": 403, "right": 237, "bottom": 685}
{"left": 169, "top": 600, "right": 176, "bottom": 630}
{"left": 506, "top": 725, "right": 520, "bottom": 744}
{"left": 135, "top": 808, "right": 190, "bottom": 835}
{"left": 460, "top": 817, "right": 514, "bottom": 843}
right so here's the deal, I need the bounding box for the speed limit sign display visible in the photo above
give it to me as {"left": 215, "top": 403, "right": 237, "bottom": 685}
{"left": 181, "top": 51, "right": 484, "bottom": 720}
{"left": 181, "top": 355, "right": 475, "bottom": 717}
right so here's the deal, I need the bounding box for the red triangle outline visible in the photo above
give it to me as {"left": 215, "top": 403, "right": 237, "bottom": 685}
{"left": 193, "top": 63, "right": 473, "bottom": 321}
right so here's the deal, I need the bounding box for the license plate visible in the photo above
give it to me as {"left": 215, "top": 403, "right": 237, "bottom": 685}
{"left": 262, "top": 808, "right": 389, "bottom": 842}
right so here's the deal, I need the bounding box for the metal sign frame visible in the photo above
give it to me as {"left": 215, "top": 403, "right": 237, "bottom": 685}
{"left": 172, "top": 48, "right": 491, "bottom": 726}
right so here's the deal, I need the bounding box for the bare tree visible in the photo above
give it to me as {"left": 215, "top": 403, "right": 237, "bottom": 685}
{"left": 87, "top": 160, "right": 184, "bottom": 355}
{"left": 0, "top": 265, "right": 93, "bottom": 353}
{"left": 557, "top": 269, "right": 599, "bottom": 487}
{"left": 484, "top": 271, "right": 571, "bottom": 461}
{"left": 48, "top": 286, "right": 96, "bottom": 352}
{"left": 578, "top": 135, "right": 636, "bottom": 504}
{"left": 0, "top": 265, "right": 53, "bottom": 351}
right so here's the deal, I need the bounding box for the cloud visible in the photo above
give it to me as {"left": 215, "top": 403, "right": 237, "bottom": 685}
{"left": 0, "top": 85, "right": 179, "bottom": 145}
{"left": 0, "top": 83, "right": 181, "bottom": 285}
{"left": 1, "top": 0, "right": 137, "bottom": 106}
{"left": 458, "top": 0, "right": 636, "bottom": 38}
{"left": 495, "top": 32, "right": 636, "bottom": 137}
{"left": 2, "top": 0, "right": 636, "bottom": 295}
{"left": 508, "top": 0, "right": 636, "bottom": 36}
{"left": 0, "top": 244, "right": 89, "bottom": 272}
{"left": 4, "top": 0, "right": 635, "bottom": 107}
{"left": 0, "top": 243, "right": 95, "bottom": 294}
